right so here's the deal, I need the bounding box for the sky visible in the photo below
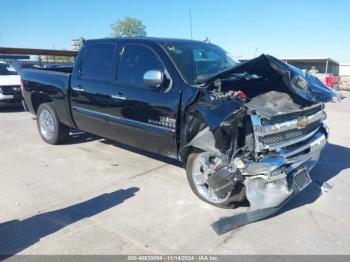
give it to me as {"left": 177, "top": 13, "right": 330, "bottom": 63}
{"left": 0, "top": 0, "right": 349, "bottom": 62}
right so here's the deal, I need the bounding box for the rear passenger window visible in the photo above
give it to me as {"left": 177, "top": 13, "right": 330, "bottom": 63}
{"left": 117, "top": 44, "right": 164, "bottom": 87}
{"left": 81, "top": 44, "right": 116, "bottom": 80}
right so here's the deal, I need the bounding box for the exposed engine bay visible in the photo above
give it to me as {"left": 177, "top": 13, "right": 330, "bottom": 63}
{"left": 180, "top": 55, "right": 338, "bottom": 234}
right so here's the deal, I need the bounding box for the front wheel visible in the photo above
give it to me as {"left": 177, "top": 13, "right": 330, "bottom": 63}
{"left": 186, "top": 151, "right": 245, "bottom": 209}
{"left": 36, "top": 103, "right": 69, "bottom": 145}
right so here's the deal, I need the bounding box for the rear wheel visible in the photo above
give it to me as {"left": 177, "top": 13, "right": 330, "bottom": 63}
{"left": 186, "top": 151, "right": 245, "bottom": 209}
{"left": 36, "top": 103, "right": 69, "bottom": 145}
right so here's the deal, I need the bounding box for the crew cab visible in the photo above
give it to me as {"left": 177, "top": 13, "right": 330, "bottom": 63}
{"left": 21, "top": 38, "right": 338, "bottom": 232}
{"left": 0, "top": 61, "right": 22, "bottom": 106}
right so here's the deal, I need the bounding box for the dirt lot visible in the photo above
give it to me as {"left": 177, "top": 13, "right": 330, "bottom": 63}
{"left": 0, "top": 93, "right": 349, "bottom": 255}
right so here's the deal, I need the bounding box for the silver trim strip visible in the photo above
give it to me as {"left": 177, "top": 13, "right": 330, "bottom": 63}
{"left": 108, "top": 114, "right": 175, "bottom": 133}
{"left": 111, "top": 95, "right": 126, "bottom": 100}
{"left": 72, "top": 87, "right": 85, "bottom": 92}
{"left": 72, "top": 106, "right": 175, "bottom": 134}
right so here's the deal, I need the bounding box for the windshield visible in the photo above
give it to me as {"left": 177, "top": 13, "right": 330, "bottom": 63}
{"left": 0, "top": 64, "right": 19, "bottom": 76}
{"left": 162, "top": 42, "right": 237, "bottom": 85}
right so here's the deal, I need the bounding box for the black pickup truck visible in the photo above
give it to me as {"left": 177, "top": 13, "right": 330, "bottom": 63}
{"left": 22, "top": 37, "right": 338, "bottom": 231}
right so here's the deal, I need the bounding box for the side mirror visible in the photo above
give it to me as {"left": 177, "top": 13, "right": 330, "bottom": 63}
{"left": 143, "top": 70, "right": 164, "bottom": 88}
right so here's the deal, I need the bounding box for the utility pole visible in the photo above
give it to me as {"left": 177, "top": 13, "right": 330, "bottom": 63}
{"left": 189, "top": 8, "right": 193, "bottom": 39}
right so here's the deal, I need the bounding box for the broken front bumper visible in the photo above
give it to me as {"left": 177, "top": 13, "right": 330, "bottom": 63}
{"left": 212, "top": 124, "right": 328, "bottom": 235}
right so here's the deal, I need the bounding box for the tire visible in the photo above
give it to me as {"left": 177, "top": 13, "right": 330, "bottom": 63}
{"left": 36, "top": 103, "right": 69, "bottom": 145}
{"left": 186, "top": 152, "right": 246, "bottom": 209}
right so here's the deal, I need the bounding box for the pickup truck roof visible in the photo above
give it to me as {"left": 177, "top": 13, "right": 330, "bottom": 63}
{"left": 84, "top": 37, "right": 217, "bottom": 47}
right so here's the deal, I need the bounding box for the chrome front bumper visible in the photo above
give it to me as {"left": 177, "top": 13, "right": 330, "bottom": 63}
{"left": 246, "top": 125, "right": 328, "bottom": 177}
{"left": 243, "top": 124, "right": 328, "bottom": 211}
{"left": 211, "top": 124, "right": 329, "bottom": 235}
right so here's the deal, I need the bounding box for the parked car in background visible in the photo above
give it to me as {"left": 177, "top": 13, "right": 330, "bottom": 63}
{"left": 11, "top": 61, "right": 40, "bottom": 73}
{"left": 43, "top": 63, "right": 74, "bottom": 69}
{"left": 0, "top": 61, "right": 22, "bottom": 106}
{"left": 43, "top": 64, "right": 61, "bottom": 69}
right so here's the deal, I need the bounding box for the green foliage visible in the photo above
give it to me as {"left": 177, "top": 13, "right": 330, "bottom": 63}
{"left": 111, "top": 17, "right": 147, "bottom": 37}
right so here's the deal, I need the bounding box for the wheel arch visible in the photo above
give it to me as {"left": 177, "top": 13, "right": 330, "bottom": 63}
{"left": 179, "top": 126, "right": 222, "bottom": 165}
{"left": 31, "top": 92, "right": 53, "bottom": 114}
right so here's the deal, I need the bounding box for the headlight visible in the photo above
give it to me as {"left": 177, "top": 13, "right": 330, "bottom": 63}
{"left": 291, "top": 75, "right": 309, "bottom": 91}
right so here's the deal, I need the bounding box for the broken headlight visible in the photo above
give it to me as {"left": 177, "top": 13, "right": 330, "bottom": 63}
{"left": 291, "top": 75, "right": 310, "bottom": 91}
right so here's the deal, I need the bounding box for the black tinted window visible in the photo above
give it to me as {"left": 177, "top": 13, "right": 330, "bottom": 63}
{"left": 81, "top": 44, "right": 116, "bottom": 80}
{"left": 117, "top": 44, "right": 163, "bottom": 86}
{"left": 163, "top": 43, "right": 237, "bottom": 84}
{"left": 0, "top": 64, "right": 18, "bottom": 75}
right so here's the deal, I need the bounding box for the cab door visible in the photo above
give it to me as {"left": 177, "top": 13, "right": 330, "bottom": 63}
{"left": 70, "top": 43, "right": 119, "bottom": 138}
{"left": 105, "top": 43, "right": 181, "bottom": 158}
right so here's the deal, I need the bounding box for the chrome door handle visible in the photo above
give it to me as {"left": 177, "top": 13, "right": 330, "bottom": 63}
{"left": 111, "top": 94, "right": 126, "bottom": 100}
{"left": 72, "top": 86, "right": 85, "bottom": 92}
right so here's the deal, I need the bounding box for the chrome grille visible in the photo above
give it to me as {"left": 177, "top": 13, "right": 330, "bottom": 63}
{"left": 259, "top": 121, "right": 321, "bottom": 146}
{"left": 251, "top": 105, "right": 325, "bottom": 152}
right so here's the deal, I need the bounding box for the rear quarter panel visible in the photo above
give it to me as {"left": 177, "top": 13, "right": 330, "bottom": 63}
{"left": 21, "top": 69, "right": 75, "bottom": 127}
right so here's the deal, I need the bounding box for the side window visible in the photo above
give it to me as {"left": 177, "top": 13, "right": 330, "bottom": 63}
{"left": 117, "top": 44, "right": 164, "bottom": 87}
{"left": 81, "top": 44, "right": 116, "bottom": 80}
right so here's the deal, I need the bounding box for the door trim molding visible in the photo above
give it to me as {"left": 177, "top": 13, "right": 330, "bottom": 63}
{"left": 72, "top": 106, "right": 175, "bottom": 134}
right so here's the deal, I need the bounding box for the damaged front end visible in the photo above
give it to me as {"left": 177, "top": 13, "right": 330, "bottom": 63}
{"left": 211, "top": 100, "right": 329, "bottom": 235}
{"left": 180, "top": 55, "right": 335, "bottom": 234}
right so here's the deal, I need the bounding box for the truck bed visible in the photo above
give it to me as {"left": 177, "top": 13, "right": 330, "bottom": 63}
{"left": 21, "top": 68, "right": 74, "bottom": 127}
{"left": 38, "top": 67, "right": 74, "bottom": 74}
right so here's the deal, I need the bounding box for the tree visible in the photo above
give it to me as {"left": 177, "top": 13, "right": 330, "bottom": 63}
{"left": 111, "top": 17, "right": 147, "bottom": 37}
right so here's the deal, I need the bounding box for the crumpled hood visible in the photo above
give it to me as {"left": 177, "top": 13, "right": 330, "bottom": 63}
{"left": 305, "top": 72, "right": 340, "bottom": 102}
{"left": 0, "top": 75, "right": 21, "bottom": 86}
{"left": 204, "top": 54, "right": 339, "bottom": 104}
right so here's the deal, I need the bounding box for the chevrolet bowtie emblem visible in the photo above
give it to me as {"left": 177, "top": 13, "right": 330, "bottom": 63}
{"left": 297, "top": 118, "right": 309, "bottom": 128}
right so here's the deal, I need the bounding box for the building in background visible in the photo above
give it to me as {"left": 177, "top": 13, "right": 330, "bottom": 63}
{"left": 282, "top": 58, "right": 339, "bottom": 76}
{"left": 340, "top": 64, "right": 350, "bottom": 76}
{"left": 0, "top": 55, "right": 30, "bottom": 63}
{"left": 282, "top": 58, "right": 341, "bottom": 90}
{"left": 239, "top": 57, "right": 339, "bottom": 75}
{"left": 0, "top": 47, "right": 78, "bottom": 71}
{"left": 339, "top": 64, "right": 350, "bottom": 91}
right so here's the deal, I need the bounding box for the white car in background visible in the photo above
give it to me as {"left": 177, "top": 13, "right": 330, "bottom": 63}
{"left": 0, "top": 61, "right": 22, "bottom": 106}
